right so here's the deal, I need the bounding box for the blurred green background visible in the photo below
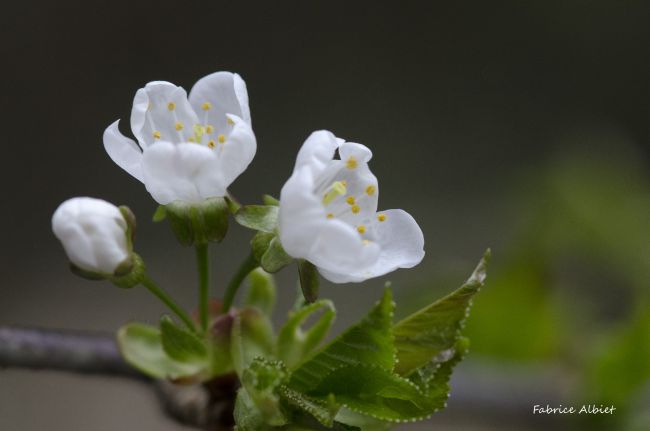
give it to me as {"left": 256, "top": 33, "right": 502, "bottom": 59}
{"left": 1, "top": 1, "right": 648, "bottom": 430}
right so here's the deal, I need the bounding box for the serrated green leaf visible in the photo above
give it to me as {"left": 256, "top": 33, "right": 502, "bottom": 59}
{"left": 263, "top": 194, "right": 280, "bottom": 206}
{"left": 393, "top": 249, "right": 489, "bottom": 375}
{"left": 160, "top": 315, "right": 208, "bottom": 362}
{"left": 245, "top": 268, "right": 276, "bottom": 316}
{"left": 232, "top": 308, "right": 276, "bottom": 376}
{"left": 298, "top": 260, "right": 320, "bottom": 303}
{"left": 261, "top": 236, "right": 294, "bottom": 273}
{"left": 117, "top": 323, "right": 206, "bottom": 380}
{"left": 334, "top": 408, "right": 391, "bottom": 431}
{"left": 277, "top": 300, "right": 336, "bottom": 369}
{"left": 152, "top": 205, "right": 167, "bottom": 222}
{"left": 289, "top": 289, "right": 395, "bottom": 393}
{"left": 235, "top": 205, "right": 279, "bottom": 233}
{"left": 279, "top": 385, "right": 338, "bottom": 427}
{"left": 234, "top": 388, "right": 273, "bottom": 431}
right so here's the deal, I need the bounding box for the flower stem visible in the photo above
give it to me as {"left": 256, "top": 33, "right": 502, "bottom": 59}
{"left": 141, "top": 275, "right": 195, "bottom": 332}
{"left": 195, "top": 243, "right": 210, "bottom": 333}
{"left": 222, "top": 254, "right": 258, "bottom": 313}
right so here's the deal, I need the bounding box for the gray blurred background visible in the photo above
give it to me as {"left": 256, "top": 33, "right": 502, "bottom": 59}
{"left": 1, "top": 1, "right": 649, "bottom": 430}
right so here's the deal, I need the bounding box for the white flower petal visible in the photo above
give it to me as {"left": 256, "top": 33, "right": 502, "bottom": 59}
{"left": 323, "top": 209, "right": 424, "bottom": 283}
{"left": 130, "top": 81, "right": 199, "bottom": 147}
{"left": 103, "top": 120, "right": 144, "bottom": 182}
{"left": 339, "top": 142, "right": 373, "bottom": 164}
{"left": 212, "top": 114, "right": 257, "bottom": 190}
{"left": 52, "top": 197, "right": 129, "bottom": 274}
{"left": 295, "top": 130, "right": 340, "bottom": 177}
{"left": 189, "top": 72, "right": 251, "bottom": 139}
{"left": 141, "top": 142, "right": 227, "bottom": 205}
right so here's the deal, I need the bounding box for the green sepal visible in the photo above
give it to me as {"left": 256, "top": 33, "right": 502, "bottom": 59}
{"left": 165, "top": 197, "right": 229, "bottom": 246}
{"left": 231, "top": 307, "right": 276, "bottom": 376}
{"left": 110, "top": 253, "right": 146, "bottom": 289}
{"left": 262, "top": 194, "right": 280, "bottom": 206}
{"left": 160, "top": 315, "right": 208, "bottom": 362}
{"left": 393, "top": 249, "right": 489, "bottom": 375}
{"left": 117, "top": 322, "right": 206, "bottom": 380}
{"left": 298, "top": 260, "right": 320, "bottom": 303}
{"left": 69, "top": 263, "right": 105, "bottom": 281}
{"left": 277, "top": 300, "right": 336, "bottom": 369}
{"left": 235, "top": 205, "right": 279, "bottom": 233}
{"left": 152, "top": 205, "right": 167, "bottom": 222}
{"left": 244, "top": 268, "right": 277, "bottom": 316}
{"left": 261, "top": 237, "right": 293, "bottom": 273}
{"left": 118, "top": 205, "right": 137, "bottom": 246}
{"left": 289, "top": 289, "right": 395, "bottom": 393}
{"left": 251, "top": 231, "right": 275, "bottom": 262}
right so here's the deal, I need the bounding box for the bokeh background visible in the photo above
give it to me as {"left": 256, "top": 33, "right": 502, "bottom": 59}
{"left": 1, "top": 1, "right": 649, "bottom": 430}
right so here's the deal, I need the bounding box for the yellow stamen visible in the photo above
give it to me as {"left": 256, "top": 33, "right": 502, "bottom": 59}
{"left": 208, "top": 140, "right": 216, "bottom": 148}
{"left": 346, "top": 196, "right": 356, "bottom": 205}
{"left": 227, "top": 117, "right": 235, "bottom": 125}
{"left": 152, "top": 131, "right": 161, "bottom": 139}
{"left": 193, "top": 124, "right": 206, "bottom": 142}
{"left": 351, "top": 205, "right": 361, "bottom": 214}
{"left": 202, "top": 102, "right": 212, "bottom": 111}
{"left": 341, "top": 180, "right": 347, "bottom": 187}
{"left": 377, "top": 213, "right": 386, "bottom": 222}
{"left": 175, "top": 122, "right": 184, "bottom": 131}
{"left": 326, "top": 213, "right": 334, "bottom": 219}
{"left": 218, "top": 134, "right": 226, "bottom": 144}
{"left": 322, "top": 181, "right": 347, "bottom": 205}
{"left": 346, "top": 156, "right": 358, "bottom": 169}
{"left": 357, "top": 225, "right": 366, "bottom": 234}
{"left": 366, "top": 185, "right": 376, "bottom": 195}
{"left": 167, "top": 102, "right": 176, "bottom": 111}
{"left": 188, "top": 137, "right": 196, "bottom": 143}
{"left": 206, "top": 125, "right": 214, "bottom": 134}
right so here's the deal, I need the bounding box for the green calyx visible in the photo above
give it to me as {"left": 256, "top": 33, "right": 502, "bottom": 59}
{"left": 164, "top": 197, "right": 230, "bottom": 246}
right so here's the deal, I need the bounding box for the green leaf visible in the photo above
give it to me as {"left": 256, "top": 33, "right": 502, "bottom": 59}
{"left": 393, "top": 249, "right": 489, "bottom": 375}
{"left": 289, "top": 289, "right": 395, "bottom": 393}
{"left": 277, "top": 300, "right": 336, "bottom": 369}
{"left": 241, "top": 358, "right": 289, "bottom": 426}
{"left": 245, "top": 268, "right": 277, "bottom": 316}
{"left": 263, "top": 194, "right": 280, "bottom": 206}
{"left": 298, "top": 260, "right": 320, "bottom": 303}
{"left": 159, "top": 315, "right": 208, "bottom": 362}
{"left": 231, "top": 308, "right": 276, "bottom": 376}
{"left": 279, "top": 385, "right": 338, "bottom": 427}
{"left": 261, "top": 236, "right": 293, "bottom": 273}
{"left": 235, "top": 205, "right": 279, "bottom": 233}
{"left": 117, "top": 323, "right": 205, "bottom": 380}
{"left": 234, "top": 388, "right": 273, "bottom": 431}
{"left": 152, "top": 205, "right": 167, "bottom": 222}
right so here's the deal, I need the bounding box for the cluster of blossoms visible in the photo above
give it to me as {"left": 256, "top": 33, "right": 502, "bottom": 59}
{"left": 53, "top": 71, "right": 424, "bottom": 286}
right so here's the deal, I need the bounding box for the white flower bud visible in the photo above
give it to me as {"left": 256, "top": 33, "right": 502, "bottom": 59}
{"left": 52, "top": 197, "right": 131, "bottom": 275}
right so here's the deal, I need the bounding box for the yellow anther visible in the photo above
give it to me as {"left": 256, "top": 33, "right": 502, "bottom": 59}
{"left": 357, "top": 225, "right": 366, "bottom": 234}
{"left": 326, "top": 213, "right": 334, "bottom": 219}
{"left": 202, "top": 102, "right": 212, "bottom": 111}
{"left": 188, "top": 137, "right": 196, "bottom": 142}
{"left": 167, "top": 102, "right": 176, "bottom": 111}
{"left": 377, "top": 213, "right": 387, "bottom": 222}
{"left": 193, "top": 124, "right": 206, "bottom": 142}
{"left": 346, "top": 196, "right": 356, "bottom": 205}
{"left": 175, "top": 122, "right": 184, "bottom": 131}
{"left": 227, "top": 117, "right": 235, "bottom": 125}
{"left": 351, "top": 205, "right": 361, "bottom": 214}
{"left": 152, "top": 131, "right": 161, "bottom": 139}
{"left": 366, "top": 185, "right": 376, "bottom": 195}
{"left": 208, "top": 140, "right": 216, "bottom": 148}
{"left": 206, "top": 125, "right": 214, "bottom": 134}
{"left": 322, "top": 181, "right": 347, "bottom": 205}
{"left": 341, "top": 180, "right": 347, "bottom": 187}
{"left": 218, "top": 134, "right": 226, "bottom": 144}
{"left": 346, "top": 156, "right": 358, "bottom": 169}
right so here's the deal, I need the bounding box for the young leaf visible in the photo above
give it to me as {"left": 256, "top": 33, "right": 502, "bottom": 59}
{"left": 160, "top": 315, "right": 208, "bottom": 362}
{"left": 231, "top": 308, "right": 276, "bottom": 376}
{"left": 393, "top": 249, "right": 490, "bottom": 375}
{"left": 235, "top": 205, "right": 279, "bottom": 233}
{"left": 245, "top": 268, "right": 277, "bottom": 316}
{"left": 261, "top": 236, "right": 293, "bottom": 273}
{"left": 241, "top": 358, "right": 289, "bottom": 426}
{"left": 289, "top": 289, "right": 395, "bottom": 393}
{"left": 279, "top": 385, "right": 338, "bottom": 427}
{"left": 234, "top": 388, "right": 273, "bottom": 431}
{"left": 262, "top": 194, "right": 280, "bottom": 206}
{"left": 117, "top": 323, "right": 205, "bottom": 380}
{"left": 277, "top": 300, "right": 336, "bottom": 368}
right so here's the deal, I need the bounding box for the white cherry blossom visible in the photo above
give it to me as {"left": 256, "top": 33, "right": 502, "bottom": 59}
{"left": 278, "top": 131, "right": 424, "bottom": 283}
{"left": 52, "top": 197, "right": 130, "bottom": 274}
{"left": 103, "top": 72, "right": 256, "bottom": 205}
